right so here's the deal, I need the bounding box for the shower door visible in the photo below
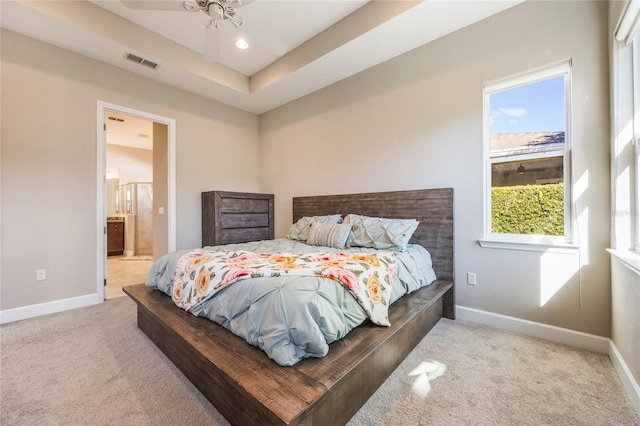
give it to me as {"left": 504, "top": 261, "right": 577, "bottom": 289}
{"left": 124, "top": 182, "right": 153, "bottom": 256}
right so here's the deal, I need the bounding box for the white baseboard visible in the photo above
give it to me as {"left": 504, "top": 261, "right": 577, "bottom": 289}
{"left": 609, "top": 340, "right": 640, "bottom": 415}
{"left": 0, "top": 293, "right": 102, "bottom": 324}
{"left": 456, "top": 305, "right": 610, "bottom": 353}
{"left": 456, "top": 305, "right": 640, "bottom": 416}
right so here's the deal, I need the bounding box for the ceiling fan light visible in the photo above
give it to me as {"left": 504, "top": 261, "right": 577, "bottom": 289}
{"left": 207, "top": 19, "right": 221, "bottom": 30}
{"left": 208, "top": 4, "right": 224, "bottom": 20}
{"left": 229, "top": 15, "right": 244, "bottom": 28}
{"left": 183, "top": 1, "right": 200, "bottom": 11}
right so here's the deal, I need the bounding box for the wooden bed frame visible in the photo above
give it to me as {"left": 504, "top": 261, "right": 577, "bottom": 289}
{"left": 124, "top": 188, "right": 454, "bottom": 425}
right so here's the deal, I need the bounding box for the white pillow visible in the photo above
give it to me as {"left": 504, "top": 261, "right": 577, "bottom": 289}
{"left": 286, "top": 214, "right": 342, "bottom": 241}
{"left": 306, "top": 223, "right": 353, "bottom": 249}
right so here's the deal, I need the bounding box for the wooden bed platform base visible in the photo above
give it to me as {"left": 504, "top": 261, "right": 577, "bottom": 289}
{"left": 125, "top": 188, "right": 454, "bottom": 425}
{"left": 124, "top": 280, "right": 453, "bottom": 425}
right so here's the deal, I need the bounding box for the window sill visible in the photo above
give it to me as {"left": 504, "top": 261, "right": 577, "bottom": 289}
{"left": 606, "top": 249, "right": 640, "bottom": 276}
{"left": 478, "top": 238, "right": 580, "bottom": 254}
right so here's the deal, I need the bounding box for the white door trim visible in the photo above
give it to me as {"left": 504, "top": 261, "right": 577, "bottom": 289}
{"left": 96, "top": 101, "right": 176, "bottom": 301}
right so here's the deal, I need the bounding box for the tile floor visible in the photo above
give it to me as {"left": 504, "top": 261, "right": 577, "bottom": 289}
{"left": 106, "top": 255, "right": 153, "bottom": 299}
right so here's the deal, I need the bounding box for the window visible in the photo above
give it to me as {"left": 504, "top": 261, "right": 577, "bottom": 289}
{"left": 613, "top": 0, "right": 640, "bottom": 255}
{"left": 608, "top": 1, "right": 640, "bottom": 272}
{"left": 634, "top": 35, "right": 640, "bottom": 252}
{"left": 481, "top": 61, "right": 572, "bottom": 249}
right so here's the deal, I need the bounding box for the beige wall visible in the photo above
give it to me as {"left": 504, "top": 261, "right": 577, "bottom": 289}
{"left": 611, "top": 259, "right": 640, "bottom": 384}
{"left": 106, "top": 144, "right": 153, "bottom": 181}
{"left": 0, "top": 29, "right": 260, "bottom": 311}
{"left": 260, "top": 1, "right": 611, "bottom": 336}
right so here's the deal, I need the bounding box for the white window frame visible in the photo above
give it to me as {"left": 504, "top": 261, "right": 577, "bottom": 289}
{"left": 479, "top": 60, "right": 576, "bottom": 253}
{"left": 633, "top": 37, "right": 640, "bottom": 253}
{"left": 608, "top": 0, "right": 640, "bottom": 273}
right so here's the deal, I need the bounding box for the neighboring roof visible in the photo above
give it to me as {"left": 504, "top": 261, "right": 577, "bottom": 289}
{"left": 490, "top": 131, "right": 565, "bottom": 157}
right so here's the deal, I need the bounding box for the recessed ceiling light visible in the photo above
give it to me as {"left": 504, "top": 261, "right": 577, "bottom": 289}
{"left": 235, "top": 39, "right": 249, "bottom": 50}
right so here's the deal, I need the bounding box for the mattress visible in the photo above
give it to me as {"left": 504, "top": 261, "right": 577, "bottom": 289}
{"left": 146, "top": 238, "right": 436, "bottom": 366}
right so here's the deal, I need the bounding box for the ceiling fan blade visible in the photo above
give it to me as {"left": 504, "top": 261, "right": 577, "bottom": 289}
{"left": 203, "top": 29, "right": 222, "bottom": 62}
{"left": 240, "top": 21, "right": 288, "bottom": 57}
{"left": 235, "top": 0, "right": 256, "bottom": 8}
{"left": 120, "top": 1, "right": 188, "bottom": 11}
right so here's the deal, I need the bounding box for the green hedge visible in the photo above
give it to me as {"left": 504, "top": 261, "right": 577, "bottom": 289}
{"left": 492, "top": 183, "right": 564, "bottom": 235}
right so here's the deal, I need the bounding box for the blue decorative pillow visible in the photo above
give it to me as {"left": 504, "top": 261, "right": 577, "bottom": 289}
{"left": 344, "top": 214, "right": 419, "bottom": 251}
{"left": 286, "top": 214, "right": 342, "bottom": 241}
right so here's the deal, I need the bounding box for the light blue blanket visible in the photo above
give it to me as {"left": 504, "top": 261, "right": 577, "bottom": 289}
{"left": 146, "top": 239, "right": 436, "bottom": 366}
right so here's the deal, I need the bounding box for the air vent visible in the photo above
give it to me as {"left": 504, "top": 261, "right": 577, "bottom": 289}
{"left": 124, "top": 53, "right": 159, "bottom": 70}
{"left": 108, "top": 116, "right": 125, "bottom": 122}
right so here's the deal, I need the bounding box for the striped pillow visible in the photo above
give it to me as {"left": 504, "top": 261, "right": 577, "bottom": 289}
{"left": 306, "top": 222, "right": 353, "bottom": 249}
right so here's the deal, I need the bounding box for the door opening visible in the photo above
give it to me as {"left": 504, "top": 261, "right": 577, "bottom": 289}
{"left": 105, "top": 112, "right": 155, "bottom": 298}
{"left": 96, "top": 102, "right": 176, "bottom": 301}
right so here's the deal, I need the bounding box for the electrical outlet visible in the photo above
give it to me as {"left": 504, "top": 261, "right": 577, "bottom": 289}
{"left": 36, "top": 269, "right": 46, "bottom": 281}
{"left": 467, "top": 272, "right": 477, "bottom": 286}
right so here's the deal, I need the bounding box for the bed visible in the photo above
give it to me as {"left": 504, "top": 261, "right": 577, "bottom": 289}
{"left": 124, "top": 187, "right": 454, "bottom": 425}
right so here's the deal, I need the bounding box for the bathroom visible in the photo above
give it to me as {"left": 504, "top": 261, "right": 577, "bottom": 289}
{"left": 106, "top": 174, "right": 153, "bottom": 259}
{"left": 105, "top": 112, "right": 155, "bottom": 297}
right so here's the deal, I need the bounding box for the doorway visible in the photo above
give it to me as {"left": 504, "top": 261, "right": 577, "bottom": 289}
{"left": 96, "top": 101, "right": 176, "bottom": 301}
{"left": 105, "top": 111, "right": 155, "bottom": 298}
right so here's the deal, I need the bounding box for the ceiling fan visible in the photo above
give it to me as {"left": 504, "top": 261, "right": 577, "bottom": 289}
{"left": 121, "top": 0, "right": 288, "bottom": 61}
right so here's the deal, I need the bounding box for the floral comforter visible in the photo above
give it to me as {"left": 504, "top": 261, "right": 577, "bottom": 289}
{"left": 172, "top": 250, "right": 396, "bottom": 326}
{"left": 146, "top": 239, "right": 436, "bottom": 366}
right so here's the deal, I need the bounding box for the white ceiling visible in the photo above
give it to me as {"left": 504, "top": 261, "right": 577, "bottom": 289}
{"left": 105, "top": 111, "right": 154, "bottom": 150}
{"left": 92, "top": 0, "right": 371, "bottom": 76}
{"left": 1, "top": 0, "right": 524, "bottom": 117}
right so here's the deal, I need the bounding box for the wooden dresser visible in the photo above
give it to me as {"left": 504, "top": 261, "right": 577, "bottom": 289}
{"left": 202, "top": 191, "right": 274, "bottom": 247}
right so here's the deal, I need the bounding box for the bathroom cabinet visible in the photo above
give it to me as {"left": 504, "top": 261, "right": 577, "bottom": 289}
{"left": 107, "top": 220, "right": 125, "bottom": 256}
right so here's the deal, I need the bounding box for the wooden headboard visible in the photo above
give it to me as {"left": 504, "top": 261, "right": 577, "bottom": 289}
{"left": 293, "top": 188, "right": 454, "bottom": 282}
{"left": 202, "top": 191, "right": 274, "bottom": 246}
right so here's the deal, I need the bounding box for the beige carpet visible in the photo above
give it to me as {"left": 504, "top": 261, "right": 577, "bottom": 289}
{"left": 1, "top": 297, "right": 638, "bottom": 426}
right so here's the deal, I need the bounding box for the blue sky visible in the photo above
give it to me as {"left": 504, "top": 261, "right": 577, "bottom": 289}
{"left": 489, "top": 76, "right": 565, "bottom": 133}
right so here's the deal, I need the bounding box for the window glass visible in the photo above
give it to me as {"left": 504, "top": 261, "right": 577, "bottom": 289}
{"left": 484, "top": 63, "right": 570, "bottom": 240}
